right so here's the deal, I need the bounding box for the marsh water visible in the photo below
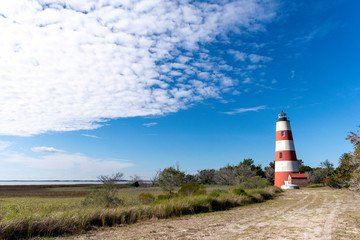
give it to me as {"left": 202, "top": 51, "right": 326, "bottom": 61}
{"left": 0, "top": 180, "right": 101, "bottom": 185}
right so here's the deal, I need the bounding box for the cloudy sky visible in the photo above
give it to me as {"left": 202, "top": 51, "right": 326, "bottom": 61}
{"left": 0, "top": 0, "right": 359, "bottom": 180}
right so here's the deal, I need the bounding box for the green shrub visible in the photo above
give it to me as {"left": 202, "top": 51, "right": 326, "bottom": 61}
{"left": 82, "top": 190, "right": 124, "bottom": 208}
{"left": 238, "top": 176, "right": 270, "bottom": 189}
{"left": 326, "top": 177, "right": 348, "bottom": 188}
{"left": 208, "top": 191, "right": 220, "bottom": 197}
{"left": 158, "top": 167, "right": 186, "bottom": 197}
{"left": 178, "top": 182, "right": 206, "bottom": 196}
{"left": 138, "top": 193, "right": 155, "bottom": 204}
{"left": 268, "top": 186, "right": 282, "bottom": 195}
{"left": 157, "top": 193, "right": 178, "bottom": 200}
{"left": 233, "top": 187, "right": 247, "bottom": 196}
{"left": 157, "top": 194, "right": 168, "bottom": 200}
{"left": 211, "top": 188, "right": 228, "bottom": 193}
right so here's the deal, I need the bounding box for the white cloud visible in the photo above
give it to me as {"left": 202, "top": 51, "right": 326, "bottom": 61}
{"left": 242, "top": 77, "right": 252, "bottom": 84}
{"left": 0, "top": 152, "right": 134, "bottom": 180}
{"left": 228, "top": 49, "right": 247, "bottom": 61}
{"left": 82, "top": 134, "right": 101, "bottom": 139}
{"left": 292, "top": 24, "right": 333, "bottom": 45}
{"left": 248, "top": 54, "right": 273, "bottom": 63}
{"left": 228, "top": 50, "right": 272, "bottom": 64}
{"left": 143, "top": 122, "right": 158, "bottom": 127}
{"left": 224, "top": 105, "right": 266, "bottom": 115}
{"left": 0, "top": 141, "right": 12, "bottom": 151}
{"left": 291, "top": 70, "right": 295, "bottom": 79}
{"left": 0, "top": 0, "right": 278, "bottom": 136}
{"left": 232, "top": 90, "right": 241, "bottom": 95}
{"left": 31, "top": 146, "right": 64, "bottom": 153}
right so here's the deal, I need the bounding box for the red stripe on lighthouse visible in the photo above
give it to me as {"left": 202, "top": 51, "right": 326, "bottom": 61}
{"left": 276, "top": 130, "right": 293, "bottom": 141}
{"left": 275, "top": 150, "right": 297, "bottom": 161}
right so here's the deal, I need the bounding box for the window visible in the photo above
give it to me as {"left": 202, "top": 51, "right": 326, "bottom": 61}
{"left": 279, "top": 152, "right": 283, "bottom": 158}
{"left": 281, "top": 131, "right": 285, "bottom": 137}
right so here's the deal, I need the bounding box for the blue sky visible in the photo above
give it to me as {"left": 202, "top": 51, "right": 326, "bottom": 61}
{"left": 0, "top": 0, "right": 359, "bottom": 180}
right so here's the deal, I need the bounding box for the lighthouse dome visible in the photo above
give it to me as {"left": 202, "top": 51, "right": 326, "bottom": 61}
{"left": 278, "top": 110, "right": 287, "bottom": 121}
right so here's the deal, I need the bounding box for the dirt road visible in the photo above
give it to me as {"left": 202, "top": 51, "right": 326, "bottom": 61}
{"left": 64, "top": 188, "right": 360, "bottom": 240}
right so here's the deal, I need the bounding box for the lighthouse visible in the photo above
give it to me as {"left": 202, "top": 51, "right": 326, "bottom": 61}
{"left": 274, "top": 111, "right": 300, "bottom": 188}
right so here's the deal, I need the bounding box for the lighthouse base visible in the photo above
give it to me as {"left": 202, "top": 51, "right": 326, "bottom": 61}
{"left": 281, "top": 184, "right": 299, "bottom": 189}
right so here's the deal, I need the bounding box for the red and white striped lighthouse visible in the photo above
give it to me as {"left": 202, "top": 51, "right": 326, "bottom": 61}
{"left": 274, "top": 111, "right": 299, "bottom": 188}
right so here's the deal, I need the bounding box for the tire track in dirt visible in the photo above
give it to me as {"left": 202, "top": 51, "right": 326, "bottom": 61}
{"left": 302, "top": 192, "right": 326, "bottom": 240}
{"left": 183, "top": 192, "right": 312, "bottom": 239}
{"left": 333, "top": 192, "right": 360, "bottom": 239}
{"left": 161, "top": 193, "right": 313, "bottom": 239}
{"left": 267, "top": 190, "right": 319, "bottom": 239}
{"left": 322, "top": 196, "right": 340, "bottom": 239}
{"left": 218, "top": 192, "right": 313, "bottom": 236}
{"left": 223, "top": 190, "right": 320, "bottom": 239}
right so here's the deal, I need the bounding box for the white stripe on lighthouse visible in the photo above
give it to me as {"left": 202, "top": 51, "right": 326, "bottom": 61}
{"left": 275, "top": 161, "right": 299, "bottom": 172}
{"left": 275, "top": 140, "right": 295, "bottom": 151}
{"left": 276, "top": 121, "right": 291, "bottom": 131}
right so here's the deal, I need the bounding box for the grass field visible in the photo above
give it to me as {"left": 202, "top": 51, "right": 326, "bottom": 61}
{"left": 0, "top": 184, "right": 279, "bottom": 239}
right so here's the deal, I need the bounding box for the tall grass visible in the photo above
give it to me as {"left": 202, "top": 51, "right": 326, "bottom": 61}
{"left": 0, "top": 186, "right": 281, "bottom": 239}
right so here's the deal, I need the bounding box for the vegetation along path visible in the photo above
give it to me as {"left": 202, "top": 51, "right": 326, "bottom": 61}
{"left": 60, "top": 188, "right": 360, "bottom": 240}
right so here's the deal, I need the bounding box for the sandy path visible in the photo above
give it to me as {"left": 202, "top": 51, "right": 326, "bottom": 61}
{"left": 61, "top": 188, "right": 360, "bottom": 240}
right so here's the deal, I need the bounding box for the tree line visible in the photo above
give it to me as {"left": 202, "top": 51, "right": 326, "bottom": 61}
{"left": 88, "top": 125, "right": 360, "bottom": 206}
{"left": 153, "top": 159, "right": 272, "bottom": 198}
{"left": 154, "top": 125, "right": 360, "bottom": 195}
{"left": 323, "top": 126, "right": 360, "bottom": 191}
